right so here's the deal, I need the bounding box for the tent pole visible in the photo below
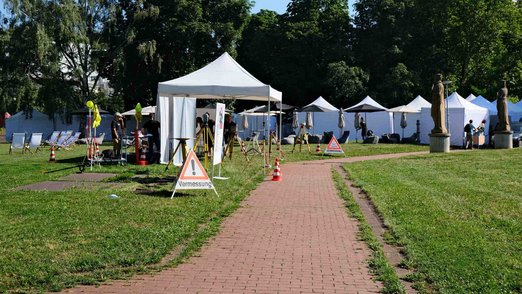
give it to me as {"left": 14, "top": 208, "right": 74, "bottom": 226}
{"left": 267, "top": 96, "right": 271, "bottom": 162}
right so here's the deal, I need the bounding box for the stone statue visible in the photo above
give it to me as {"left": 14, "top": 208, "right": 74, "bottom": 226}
{"left": 431, "top": 74, "right": 447, "bottom": 134}
{"left": 496, "top": 80, "right": 510, "bottom": 132}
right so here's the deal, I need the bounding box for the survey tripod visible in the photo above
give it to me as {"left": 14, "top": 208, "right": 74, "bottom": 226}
{"left": 194, "top": 120, "right": 215, "bottom": 169}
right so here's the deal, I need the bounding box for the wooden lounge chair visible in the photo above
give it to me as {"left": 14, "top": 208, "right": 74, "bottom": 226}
{"left": 24, "top": 133, "right": 43, "bottom": 153}
{"left": 9, "top": 133, "right": 26, "bottom": 154}
{"left": 44, "top": 131, "right": 60, "bottom": 146}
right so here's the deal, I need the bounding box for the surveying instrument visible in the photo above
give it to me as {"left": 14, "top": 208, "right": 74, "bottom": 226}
{"left": 194, "top": 113, "right": 215, "bottom": 169}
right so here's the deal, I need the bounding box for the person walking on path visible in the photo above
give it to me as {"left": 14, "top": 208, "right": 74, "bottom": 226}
{"left": 464, "top": 119, "right": 476, "bottom": 149}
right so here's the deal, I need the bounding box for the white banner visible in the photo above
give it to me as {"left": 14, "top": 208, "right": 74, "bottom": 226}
{"left": 213, "top": 103, "right": 226, "bottom": 165}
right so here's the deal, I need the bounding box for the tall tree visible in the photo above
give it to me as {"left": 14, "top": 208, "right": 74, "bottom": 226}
{"left": 106, "top": 0, "right": 251, "bottom": 109}
{"left": 3, "top": 0, "right": 135, "bottom": 114}
{"left": 238, "top": 0, "right": 353, "bottom": 107}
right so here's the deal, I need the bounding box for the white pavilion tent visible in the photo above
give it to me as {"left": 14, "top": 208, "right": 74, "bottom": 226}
{"left": 390, "top": 95, "right": 431, "bottom": 137}
{"left": 470, "top": 96, "right": 497, "bottom": 115}
{"left": 420, "top": 92, "right": 489, "bottom": 146}
{"left": 156, "top": 52, "right": 282, "bottom": 165}
{"left": 465, "top": 94, "right": 477, "bottom": 101}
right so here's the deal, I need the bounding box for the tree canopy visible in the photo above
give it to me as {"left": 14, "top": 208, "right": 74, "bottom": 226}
{"left": 0, "top": 0, "right": 520, "bottom": 116}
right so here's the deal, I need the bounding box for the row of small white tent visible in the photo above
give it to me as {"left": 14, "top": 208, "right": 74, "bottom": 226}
{"left": 276, "top": 92, "right": 518, "bottom": 146}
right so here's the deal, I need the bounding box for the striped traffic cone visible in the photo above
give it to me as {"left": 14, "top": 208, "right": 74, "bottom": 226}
{"left": 139, "top": 147, "right": 148, "bottom": 166}
{"left": 272, "top": 158, "right": 282, "bottom": 181}
{"left": 49, "top": 145, "right": 56, "bottom": 162}
{"left": 315, "top": 143, "right": 321, "bottom": 153}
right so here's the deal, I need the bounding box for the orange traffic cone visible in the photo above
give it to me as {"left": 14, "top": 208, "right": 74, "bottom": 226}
{"left": 49, "top": 145, "right": 56, "bottom": 162}
{"left": 272, "top": 158, "right": 282, "bottom": 181}
{"left": 139, "top": 147, "right": 148, "bottom": 166}
{"left": 315, "top": 143, "right": 321, "bottom": 153}
{"left": 95, "top": 144, "right": 100, "bottom": 157}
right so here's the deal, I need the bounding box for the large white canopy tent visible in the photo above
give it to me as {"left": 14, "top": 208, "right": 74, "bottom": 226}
{"left": 420, "top": 92, "right": 489, "bottom": 146}
{"left": 156, "top": 52, "right": 282, "bottom": 165}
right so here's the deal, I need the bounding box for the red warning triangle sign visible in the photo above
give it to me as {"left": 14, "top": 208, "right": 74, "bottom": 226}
{"left": 325, "top": 136, "right": 344, "bottom": 154}
{"left": 178, "top": 150, "right": 210, "bottom": 180}
{"left": 172, "top": 149, "right": 218, "bottom": 198}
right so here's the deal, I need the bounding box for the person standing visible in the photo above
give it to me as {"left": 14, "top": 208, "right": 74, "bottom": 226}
{"left": 223, "top": 114, "right": 236, "bottom": 144}
{"left": 142, "top": 114, "right": 160, "bottom": 163}
{"left": 111, "top": 112, "right": 125, "bottom": 158}
{"left": 464, "top": 119, "right": 476, "bottom": 149}
{"left": 360, "top": 117, "right": 367, "bottom": 140}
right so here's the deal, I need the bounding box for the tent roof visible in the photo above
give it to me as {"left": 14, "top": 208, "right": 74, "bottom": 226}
{"left": 299, "top": 96, "right": 338, "bottom": 112}
{"left": 470, "top": 96, "right": 497, "bottom": 114}
{"left": 387, "top": 105, "right": 418, "bottom": 113}
{"left": 344, "top": 96, "right": 387, "bottom": 112}
{"left": 446, "top": 92, "right": 488, "bottom": 111}
{"left": 239, "top": 105, "right": 280, "bottom": 116}
{"left": 465, "top": 94, "right": 477, "bottom": 101}
{"left": 122, "top": 105, "right": 156, "bottom": 116}
{"left": 158, "top": 52, "right": 282, "bottom": 102}
{"left": 406, "top": 95, "right": 431, "bottom": 111}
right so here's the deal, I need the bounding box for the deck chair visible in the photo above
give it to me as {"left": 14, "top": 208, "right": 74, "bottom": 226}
{"left": 94, "top": 133, "right": 105, "bottom": 145}
{"left": 44, "top": 131, "right": 60, "bottom": 146}
{"left": 9, "top": 133, "right": 26, "bottom": 154}
{"left": 24, "top": 133, "right": 43, "bottom": 154}
{"left": 54, "top": 131, "right": 73, "bottom": 147}
{"left": 338, "top": 131, "right": 350, "bottom": 144}
{"left": 59, "top": 132, "right": 81, "bottom": 149}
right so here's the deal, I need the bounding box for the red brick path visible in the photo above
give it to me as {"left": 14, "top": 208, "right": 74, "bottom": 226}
{"left": 65, "top": 152, "right": 427, "bottom": 293}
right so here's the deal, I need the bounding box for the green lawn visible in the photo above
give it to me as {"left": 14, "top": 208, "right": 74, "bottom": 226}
{"left": 343, "top": 149, "right": 522, "bottom": 293}
{"left": 0, "top": 141, "right": 425, "bottom": 292}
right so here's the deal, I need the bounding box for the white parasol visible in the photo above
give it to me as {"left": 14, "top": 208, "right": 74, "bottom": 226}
{"left": 400, "top": 112, "right": 407, "bottom": 139}
{"left": 305, "top": 112, "right": 313, "bottom": 129}
{"left": 292, "top": 111, "right": 299, "bottom": 129}
{"left": 242, "top": 114, "right": 249, "bottom": 130}
{"left": 354, "top": 112, "right": 361, "bottom": 142}
{"left": 338, "top": 109, "right": 345, "bottom": 137}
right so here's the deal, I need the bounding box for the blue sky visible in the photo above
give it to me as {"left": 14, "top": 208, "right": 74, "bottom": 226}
{"left": 252, "top": 0, "right": 354, "bottom": 15}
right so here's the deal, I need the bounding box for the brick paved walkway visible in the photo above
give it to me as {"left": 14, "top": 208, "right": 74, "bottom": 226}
{"left": 64, "top": 152, "right": 427, "bottom": 294}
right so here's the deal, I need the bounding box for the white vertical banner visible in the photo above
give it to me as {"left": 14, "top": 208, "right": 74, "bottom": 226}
{"left": 213, "top": 103, "right": 226, "bottom": 165}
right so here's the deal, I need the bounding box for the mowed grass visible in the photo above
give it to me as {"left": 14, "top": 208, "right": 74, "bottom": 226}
{"left": 0, "top": 140, "right": 424, "bottom": 292}
{"left": 277, "top": 141, "right": 427, "bottom": 162}
{"left": 342, "top": 149, "right": 522, "bottom": 293}
{"left": 0, "top": 143, "right": 267, "bottom": 292}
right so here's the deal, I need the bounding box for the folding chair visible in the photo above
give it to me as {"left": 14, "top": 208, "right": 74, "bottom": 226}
{"left": 25, "top": 133, "right": 43, "bottom": 154}
{"left": 59, "top": 132, "right": 81, "bottom": 149}
{"left": 54, "top": 131, "right": 73, "bottom": 147}
{"left": 44, "top": 131, "right": 60, "bottom": 146}
{"left": 94, "top": 133, "right": 105, "bottom": 145}
{"left": 9, "top": 133, "right": 26, "bottom": 154}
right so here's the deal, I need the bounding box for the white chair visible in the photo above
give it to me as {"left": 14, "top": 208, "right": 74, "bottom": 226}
{"left": 25, "top": 133, "right": 43, "bottom": 154}
{"left": 94, "top": 133, "right": 105, "bottom": 145}
{"left": 59, "top": 132, "right": 81, "bottom": 149}
{"left": 9, "top": 133, "right": 26, "bottom": 154}
{"left": 55, "top": 131, "right": 72, "bottom": 147}
{"left": 44, "top": 131, "right": 60, "bottom": 146}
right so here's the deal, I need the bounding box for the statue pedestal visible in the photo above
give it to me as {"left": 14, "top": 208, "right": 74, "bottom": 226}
{"left": 494, "top": 131, "right": 513, "bottom": 149}
{"left": 429, "top": 133, "right": 450, "bottom": 153}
